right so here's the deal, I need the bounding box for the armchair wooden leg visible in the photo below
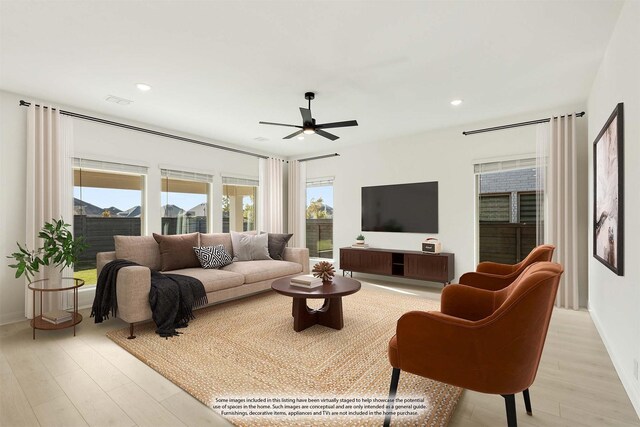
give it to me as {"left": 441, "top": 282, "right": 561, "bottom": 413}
{"left": 522, "top": 389, "right": 532, "bottom": 415}
{"left": 383, "top": 368, "right": 400, "bottom": 427}
{"left": 502, "top": 394, "right": 517, "bottom": 427}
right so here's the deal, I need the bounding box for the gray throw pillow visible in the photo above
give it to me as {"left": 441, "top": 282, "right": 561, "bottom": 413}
{"left": 229, "top": 230, "right": 256, "bottom": 258}
{"left": 268, "top": 233, "right": 293, "bottom": 260}
{"left": 231, "top": 231, "right": 271, "bottom": 261}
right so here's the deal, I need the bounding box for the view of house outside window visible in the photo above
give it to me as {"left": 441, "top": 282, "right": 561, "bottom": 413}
{"left": 306, "top": 181, "right": 334, "bottom": 259}
{"left": 161, "top": 173, "right": 210, "bottom": 235}
{"left": 222, "top": 179, "right": 258, "bottom": 232}
{"left": 478, "top": 167, "right": 543, "bottom": 264}
{"left": 73, "top": 164, "right": 146, "bottom": 286}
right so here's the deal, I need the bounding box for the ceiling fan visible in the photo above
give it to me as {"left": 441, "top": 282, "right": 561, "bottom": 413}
{"left": 259, "top": 92, "right": 358, "bottom": 141}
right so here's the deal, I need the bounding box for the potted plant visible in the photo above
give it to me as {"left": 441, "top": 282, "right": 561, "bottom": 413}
{"left": 356, "top": 234, "right": 365, "bottom": 245}
{"left": 7, "top": 218, "right": 87, "bottom": 284}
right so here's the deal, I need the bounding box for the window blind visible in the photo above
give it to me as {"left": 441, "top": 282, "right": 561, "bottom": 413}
{"left": 161, "top": 169, "right": 214, "bottom": 183}
{"left": 73, "top": 158, "right": 148, "bottom": 175}
{"left": 474, "top": 158, "right": 537, "bottom": 174}
{"left": 222, "top": 176, "right": 259, "bottom": 187}
{"left": 307, "top": 177, "right": 334, "bottom": 188}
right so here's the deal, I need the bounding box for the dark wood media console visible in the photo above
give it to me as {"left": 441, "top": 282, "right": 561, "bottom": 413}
{"left": 339, "top": 247, "right": 455, "bottom": 285}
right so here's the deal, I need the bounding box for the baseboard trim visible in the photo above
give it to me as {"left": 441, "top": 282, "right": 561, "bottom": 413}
{"left": 0, "top": 309, "right": 26, "bottom": 326}
{"left": 589, "top": 307, "right": 640, "bottom": 419}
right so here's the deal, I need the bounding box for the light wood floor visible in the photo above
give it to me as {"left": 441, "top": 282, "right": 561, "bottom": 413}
{"left": 1, "top": 280, "right": 638, "bottom": 427}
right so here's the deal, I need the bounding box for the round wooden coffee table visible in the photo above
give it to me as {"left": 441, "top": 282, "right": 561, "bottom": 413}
{"left": 272, "top": 276, "right": 361, "bottom": 332}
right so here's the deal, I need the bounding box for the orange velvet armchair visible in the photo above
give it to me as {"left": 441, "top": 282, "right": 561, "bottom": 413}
{"left": 384, "top": 262, "right": 563, "bottom": 427}
{"left": 458, "top": 244, "right": 555, "bottom": 291}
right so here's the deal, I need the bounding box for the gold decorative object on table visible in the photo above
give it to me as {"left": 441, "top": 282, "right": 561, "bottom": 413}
{"left": 312, "top": 261, "right": 336, "bottom": 283}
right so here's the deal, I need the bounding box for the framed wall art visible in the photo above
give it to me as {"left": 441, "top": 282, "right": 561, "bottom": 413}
{"left": 593, "top": 102, "right": 624, "bottom": 275}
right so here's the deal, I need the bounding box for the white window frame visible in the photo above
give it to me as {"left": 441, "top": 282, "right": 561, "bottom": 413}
{"left": 306, "top": 177, "right": 335, "bottom": 262}
{"left": 160, "top": 168, "right": 214, "bottom": 234}
{"left": 222, "top": 176, "right": 259, "bottom": 233}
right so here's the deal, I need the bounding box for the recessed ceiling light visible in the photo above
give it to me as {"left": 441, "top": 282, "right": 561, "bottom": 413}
{"left": 450, "top": 99, "right": 463, "bottom": 106}
{"left": 297, "top": 136, "right": 304, "bottom": 140}
{"left": 136, "top": 83, "right": 152, "bottom": 91}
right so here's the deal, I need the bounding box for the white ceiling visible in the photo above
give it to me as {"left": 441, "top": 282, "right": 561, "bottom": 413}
{"left": 0, "top": 1, "right": 623, "bottom": 157}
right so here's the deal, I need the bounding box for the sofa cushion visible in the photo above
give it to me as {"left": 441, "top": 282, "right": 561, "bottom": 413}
{"left": 152, "top": 232, "right": 201, "bottom": 271}
{"left": 221, "top": 260, "right": 302, "bottom": 284}
{"left": 114, "top": 235, "right": 162, "bottom": 271}
{"left": 199, "top": 233, "right": 233, "bottom": 255}
{"left": 194, "top": 245, "right": 233, "bottom": 269}
{"left": 163, "top": 268, "right": 245, "bottom": 293}
{"left": 267, "top": 233, "right": 293, "bottom": 260}
{"left": 231, "top": 231, "right": 271, "bottom": 261}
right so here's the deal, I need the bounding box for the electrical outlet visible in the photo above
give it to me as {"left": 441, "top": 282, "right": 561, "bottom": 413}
{"left": 634, "top": 359, "right": 639, "bottom": 381}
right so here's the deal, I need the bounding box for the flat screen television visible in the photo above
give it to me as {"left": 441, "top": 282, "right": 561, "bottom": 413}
{"left": 361, "top": 181, "right": 438, "bottom": 233}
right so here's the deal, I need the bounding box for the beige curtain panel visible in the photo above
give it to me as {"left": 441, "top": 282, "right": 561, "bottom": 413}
{"left": 287, "top": 160, "right": 306, "bottom": 247}
{"left": 25, "top": 105, "right": 74, "bottom": 318}
{"left": 258, "top": 158, "right": 284, "bottom": 233}
{"left": 538, "top": 116, "right": 579, "bottom": 309}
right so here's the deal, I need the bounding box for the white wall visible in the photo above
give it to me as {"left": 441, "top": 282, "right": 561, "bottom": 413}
{"left": 304, "top": 104, "right": 588, "bottom": 302}
{"left": 0, "top": 89, "right": 262, "bottom": 324}
{"left": 587, "top": 0, "right": 640, "bottom": 416}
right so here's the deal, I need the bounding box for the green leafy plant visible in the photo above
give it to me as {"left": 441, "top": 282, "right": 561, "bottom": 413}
{"left": 356, "top": 234, "right": 365, "bottom": 241}
{"left": 7, "top": 219, "right": 87, "bottom": 282}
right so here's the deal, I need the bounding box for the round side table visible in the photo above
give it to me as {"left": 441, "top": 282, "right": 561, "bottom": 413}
{"left": 28, "top": 277, "right": 84, "bottom": 340}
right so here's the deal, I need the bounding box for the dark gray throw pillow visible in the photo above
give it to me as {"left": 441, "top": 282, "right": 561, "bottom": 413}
{"left": 268, "top": 233, "right": 293, "bottom": 260}
{"left": 194, "top": 245, "right": 233, "bottom": 269}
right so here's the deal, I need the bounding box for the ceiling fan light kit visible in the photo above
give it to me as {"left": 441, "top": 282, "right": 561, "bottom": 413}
{"left": 259, "top": 92, "right": 358, "bottom": 141}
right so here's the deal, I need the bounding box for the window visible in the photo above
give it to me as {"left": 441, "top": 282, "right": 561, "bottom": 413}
{"left": 475, "top": 164, "right": 543, "bottom": 264}
{"left": 161, "top": 169, "right": 212, "bottom": 235}
{"left": 222, "top": 177, "right": 258, "bottom": 232}
{"left": 518, "top": 192, "right": 542, "bottom": 224}
{"left": 306, "top": 179, "right": 334, "bottom": 259}
{"left": 479, "top": 193, "right": 510, "bottom": 223}
{"left": 73, "top": 159, "right": 147, "bottom": 286}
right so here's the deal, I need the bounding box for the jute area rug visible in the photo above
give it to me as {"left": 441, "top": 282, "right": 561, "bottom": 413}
{"left": 107, "top": 287, "right": 462, "bottom": 426}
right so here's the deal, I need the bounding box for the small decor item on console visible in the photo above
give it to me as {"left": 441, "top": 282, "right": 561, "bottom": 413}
{"left": 312, "top": 261, "right": 336, "bottom": 282}
{"left": 352, "top": 234, "right": 369, "bottom": 248}
{"left": 422, "top": 238, "right": 442, "bottom": 254}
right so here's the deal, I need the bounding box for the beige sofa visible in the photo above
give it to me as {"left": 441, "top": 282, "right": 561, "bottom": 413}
{"left": 96, "top": 232, "right": 309, "bottom": 337}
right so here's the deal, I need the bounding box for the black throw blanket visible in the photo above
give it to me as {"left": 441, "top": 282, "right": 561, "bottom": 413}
{"left": 91, "top": 260, "right": 208, "bottom": 337}
{"left": 149, "top": 270, "right": 208, "bottom": 337}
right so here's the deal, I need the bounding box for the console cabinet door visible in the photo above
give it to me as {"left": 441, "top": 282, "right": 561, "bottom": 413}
{"left": 404, "top": 254, "right": 448, "bottom": 282}
{"left": 340, "top": 249, "right": 392, "bottom": 275}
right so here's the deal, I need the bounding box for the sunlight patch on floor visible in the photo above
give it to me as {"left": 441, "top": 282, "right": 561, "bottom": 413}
{"left": 367, "top": 283, "right": 418, "bottom": 296}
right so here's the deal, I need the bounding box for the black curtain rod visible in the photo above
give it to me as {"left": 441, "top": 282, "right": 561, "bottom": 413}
{"left": 298, "top": 153, "right": 340, "bottom": 162}
{"left": 19, "top": 100, "right": 269, "bottom": 159}
{"left": 462, "top": 111, "right": 585, "bottom": 135}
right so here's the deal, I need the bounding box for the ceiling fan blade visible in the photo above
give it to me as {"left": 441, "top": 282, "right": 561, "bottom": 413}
{"left": 283, "top": 130, "right": 304, "bottom": 139}
{"left": 316, "top": 120, "right": 359, "bottom": 129}
{"left": 315, "top": 129, "right": 340, "bottom": 141}
{"left": 299, "top": 107, "right": 313, "bottom": 124}
{"left": 259, "top": 121, "right": 302, "bottom": 129}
